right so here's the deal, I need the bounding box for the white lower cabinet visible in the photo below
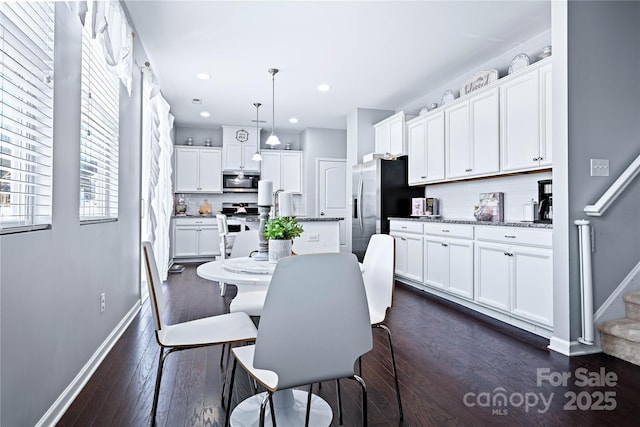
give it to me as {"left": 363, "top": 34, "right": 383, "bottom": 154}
{"left": 392, "top": 220, "right": 553, "bottom": 336}
{"left": 390, "top": 220, "right": 423, "bottom": 282}
{"left": 172, "top": 218, "right": 220, "bottom": 258}
{"left": 423, "top": 233, "right": 474, "bottom": 299}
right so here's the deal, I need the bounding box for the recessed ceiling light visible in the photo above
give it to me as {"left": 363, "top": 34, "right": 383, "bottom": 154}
{"left": 200, "top": 111, "right": 211, "bottom": 118}
{"left": 196, "top": 73, "right": 211, "bottom": 80}
{"left": 317, "top": 84, "right": 331, "bottom": 92}
{"left": 289, "top": 117, "right": 298, "bottom": 124}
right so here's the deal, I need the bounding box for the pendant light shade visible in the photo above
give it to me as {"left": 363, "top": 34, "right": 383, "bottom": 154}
{"left": 266, "top": 68, "right": 281, "bottom": 146}
{"left": 252, "top": 102, "right": 263, "bottom": 161}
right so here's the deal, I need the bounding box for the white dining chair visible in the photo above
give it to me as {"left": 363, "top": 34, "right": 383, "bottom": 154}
{"left": 142, "top": 242, "right": 257, "bottom": 426}
{"left": 335, "top": 233, "right": 403, "bottom": 423}
{"left": 225, "top": 253, "right": 373, "bottom": 427}
{"left": 216, "top": 214, "right": 230, "bottom": 296}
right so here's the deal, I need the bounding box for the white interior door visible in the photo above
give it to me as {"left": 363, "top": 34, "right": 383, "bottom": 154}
{"left": 317, "top": 159, "right": 347, "bottom": 251}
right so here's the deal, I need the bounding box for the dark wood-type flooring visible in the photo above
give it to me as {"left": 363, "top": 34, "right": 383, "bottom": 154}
{"left": 58, "top": 265, "right": 640, "bottom": 426}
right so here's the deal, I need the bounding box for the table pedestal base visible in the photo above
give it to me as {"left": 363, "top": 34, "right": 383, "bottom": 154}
{"left": 230, "top": 389, "right": 332, "bottom": 427}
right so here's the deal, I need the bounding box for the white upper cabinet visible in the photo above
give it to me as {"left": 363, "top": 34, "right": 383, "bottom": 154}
{"left": 407, "top": 111, "right": 445, "bottom": 185}
{"left": 174, "top": 147, "right": 222, "bottom": 193}
{"left": 222, "top": 125, "right": 261, "bottom": 172}
{"left": 261, "top": 150, "right": 302, "bottom": 193}
{"left": 500, "top": 61, "right": 553, "bottom": 172}
{"left": 445, "top": 87, "right": 500, "bottom": 180}
{"left": 374, "top": 111, "right": 415, "bottom": 156}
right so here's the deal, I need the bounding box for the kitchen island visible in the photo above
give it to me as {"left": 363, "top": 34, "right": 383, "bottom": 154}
{"left": 293, "top": 217, "right": 343, "bottom": 254}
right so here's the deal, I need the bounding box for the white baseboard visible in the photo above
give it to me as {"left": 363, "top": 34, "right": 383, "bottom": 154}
{"left": 35, "top": 301, "right": 142, "bottom": 427}
{"left": 548, "top": 336, "right": 601, "bottom": 356}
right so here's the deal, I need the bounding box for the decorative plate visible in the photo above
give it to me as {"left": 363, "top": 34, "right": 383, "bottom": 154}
{"left": 508, "top": 53, "right": 530, "bottom": 74}
{"left": 461, "top": 69, "right": 499, "bottom": 95}
{"left": 441, "top": 89, "right": 456, "bottom": 105}
{"left": 235, "top": 129, "right": 249, "bottom": 143}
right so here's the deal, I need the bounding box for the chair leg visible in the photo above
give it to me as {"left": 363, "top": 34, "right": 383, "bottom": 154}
{"left": 335, "top": 379, "right": 343, "bottom": 425}
{"left": 224, "top": 357, "right": 238, "bottom": 427}
{"left": 305, "top": 384, "right": 313, "bottom": 426}
{"left": 151, "top": 347, "right": 178, "bottom": 426}
{"left": 259, "top": 392, "right": 271, "bottom": 427}
{"left": 268, "top": 392, "right": 277, "bottom": 427}
{"left": 351, "top": 375, "right": 368, "bottom": 427}
{"left": 377, "top": 324, "right": 404, "bottom": 420}
{"left": 220, "top": 343, "right": 226, "bottom": 367}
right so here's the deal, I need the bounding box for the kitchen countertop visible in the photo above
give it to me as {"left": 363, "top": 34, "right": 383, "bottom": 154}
{"left": 389, "top": 216, "right": 553, "bottom": 229}
{"left": 173, "top": 215, "right": 343, "bottom": 222}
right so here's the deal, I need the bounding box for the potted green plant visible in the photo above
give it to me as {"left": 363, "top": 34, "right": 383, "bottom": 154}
{"left": 263, "top": 216, "right": 304, "bottom": 263}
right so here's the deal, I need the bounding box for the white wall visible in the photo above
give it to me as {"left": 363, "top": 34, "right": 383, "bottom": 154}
{"left": 0, "top": 4, "right": 144, "bottom": 425}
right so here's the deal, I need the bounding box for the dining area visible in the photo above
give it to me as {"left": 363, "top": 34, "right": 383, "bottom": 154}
{"left": 143, "top": 224, "right": 401, "bottom": 427}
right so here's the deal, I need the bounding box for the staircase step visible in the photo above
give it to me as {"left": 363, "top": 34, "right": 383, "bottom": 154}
{"left": 598, "top": 318, "right": 640, "bottom": 366}
{"left": 624, "top": 291, "right": 640, "bottom": 321}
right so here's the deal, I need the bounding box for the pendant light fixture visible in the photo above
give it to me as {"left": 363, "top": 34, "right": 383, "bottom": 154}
{"left": 252, "top": 102, "right": 263, "bottom": 161}
{"left": 265, "top": 68, "right": 281, "bottom": 146}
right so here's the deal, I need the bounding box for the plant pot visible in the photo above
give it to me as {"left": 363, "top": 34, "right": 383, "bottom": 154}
{"left": 268, "top": 239, "right": 292, "bottom": 263}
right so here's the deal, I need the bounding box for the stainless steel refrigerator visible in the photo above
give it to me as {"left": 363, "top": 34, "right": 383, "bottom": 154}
{"left": 352, "top": 156, "right": 424, "bottom": 260}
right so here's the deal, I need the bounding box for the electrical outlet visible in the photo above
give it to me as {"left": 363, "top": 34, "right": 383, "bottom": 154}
{"left": 100, "top": 292, "right": 106, "bottom": 313}
{"left": 590, "top": 159, "right": 609, "bottom": 177}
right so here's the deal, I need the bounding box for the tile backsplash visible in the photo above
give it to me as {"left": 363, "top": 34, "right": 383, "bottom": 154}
{"left": 423, "top": 171, "right": 552, "bottom": 221}
{"left": 175, "top": 192, "right": 305, "bottom": 216}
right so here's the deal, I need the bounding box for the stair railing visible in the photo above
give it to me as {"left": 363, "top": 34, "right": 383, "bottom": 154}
{"left": 576, "top": 153, "right": 640, "bottom": 345}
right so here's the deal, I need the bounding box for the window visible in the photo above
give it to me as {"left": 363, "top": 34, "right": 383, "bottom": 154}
{"left": 80, "top": 6, "right": 120, "bottom": 222}
{"left": 0, "top": 2, "right": 54, "bottom": 233}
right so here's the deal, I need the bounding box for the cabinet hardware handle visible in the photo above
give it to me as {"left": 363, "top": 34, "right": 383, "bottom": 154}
{"left": 442, "top": 243, "right": 448, "bottom": 247}
{"left": 400, "top": 237, "right": 406, "bottom": 241}
{"left": 420, "top": 175, "right": 427, "bottom": 179}
{"left": 401, "top": 226, "right": 407, "bottom": 229}
{"left": 504, "top": 235, "right": 516, "bottom": 239}
{"left": 538, "top": 156, "right": 543, "bottom": 160}
{"left": 504, "top": 251, "right": 509, "bottom": 256}
{"left": 442, "top": 229, "right": 450, "bottom": 232}
{"left": 504, "top": 251, "right": 513, "bottom": 256}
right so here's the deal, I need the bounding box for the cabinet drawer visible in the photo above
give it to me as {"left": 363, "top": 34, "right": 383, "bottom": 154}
{"left": 174, "top": 217, "right": 217, "bottom": 226}
{"left": 475, "top": 226, "right": 552, "bottom": 248}
{"left": 423, "top": 223, "right": 474, "bottom": 239}
{"left": 389, "top": 220, "right": 423, "bottom": 234}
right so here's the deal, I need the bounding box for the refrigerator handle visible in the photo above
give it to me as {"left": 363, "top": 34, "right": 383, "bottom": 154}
{"left": 358, "top": 175, "right": 364, "bottom": 232}
{"left": 353, "top": 197, "right": 358, "bottom": 219}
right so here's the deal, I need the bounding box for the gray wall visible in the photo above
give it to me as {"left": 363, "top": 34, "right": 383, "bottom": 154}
{"left": 566, "top": 1, "right": 640, "bottom": 338}
{"left": 173, "top": 125, "right": 301, "bottom": 150}
{"left": 0, "top": 4, "right": 144, "bottom": 425}
{"left": 301, "top": 128, "right": 348, "bottom": 216}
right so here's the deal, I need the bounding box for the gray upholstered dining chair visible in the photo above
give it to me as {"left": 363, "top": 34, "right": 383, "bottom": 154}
{"left": 142, "top": 242, "right": 257, "bottom": 426}
{"left": 224, "top": 253, "right": 373, "bottom": 427}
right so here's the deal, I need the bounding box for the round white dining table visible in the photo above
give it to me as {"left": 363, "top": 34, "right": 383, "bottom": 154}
{"left": 196, "top": 256, "right": 345, "bottom": 427}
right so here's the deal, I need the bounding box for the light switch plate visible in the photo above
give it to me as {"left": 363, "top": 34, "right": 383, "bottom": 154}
{"left": 590, "top": 159, "right": 609, "bottom": 177}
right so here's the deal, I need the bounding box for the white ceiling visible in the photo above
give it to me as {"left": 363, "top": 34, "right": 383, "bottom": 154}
{"left": 124, "top": 1, "right": 550, "bottom": 131}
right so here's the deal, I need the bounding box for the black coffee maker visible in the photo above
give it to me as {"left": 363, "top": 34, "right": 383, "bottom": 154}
{"left": 536, "top": 179, "right": 553, "bottom": 223}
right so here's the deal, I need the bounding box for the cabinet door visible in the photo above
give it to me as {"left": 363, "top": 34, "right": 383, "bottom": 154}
{"left": 243, "top": 140, "right": 260, "bottom": 172}
{"left": 511, "top": 246, "right": 553, "bottom": 327}
{"left": 261, "top": 152, "right": 281, "bottom": 190}
{"left": 388, "top": 115, "right": 405, "bottom": 155}
{"left": 405, "top": 234, "right": 423, "bottom": 282}
{"left": 223, "top": 141, "right": 243, "bottom": 171}
{"left": 445, "top": 101, "right": 471, "bottom": 179}
{"left": 281, "top": 152, "right": 302, "bottom": 193}
{"left": 423, "top": 237, "right": 448, "bottom": 289}
{"left": 407, "top": 118, "right": 427, "bottom": 185}
{"left": 391, "top": 233, "right": 408, "bottom": 276}
{"left": 474, "top": 242, "right": 510, "bottom": 311}
{"left": 175, "top": 148, "right": 199, "bottom": 192}
{"left": 198, "top": 226, "right": 220, "bottom": 256}
{"left": 425, "top": 112, "right": 445, "bottom": 182}
{"left": 198, "top": 149, "right": 222, "bottom": 192}
{"left": 374, "top": 123, "right": 390, "bottom": 154}
{"left": 500, "top": 71, "right": 541, "bottom": 172}
{"left": 470, "top": 88, "right": 500, "bottom": 176}
{"left": 173, "top": 226, "right": 199, "bottom": 257}
{"left": 447, "top": 238, "right": 474, "bottom": 299}
{"left": 539, "top": 64, "right": 553, "bottom": 167}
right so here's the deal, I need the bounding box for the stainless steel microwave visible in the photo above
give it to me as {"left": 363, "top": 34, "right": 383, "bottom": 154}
{"left": 222, "top": 171, "right": 260, "bottom": 193}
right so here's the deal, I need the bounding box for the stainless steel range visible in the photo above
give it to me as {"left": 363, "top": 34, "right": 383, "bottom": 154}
{"left": 220, "top": 202, "right": 259, "bottom": 217}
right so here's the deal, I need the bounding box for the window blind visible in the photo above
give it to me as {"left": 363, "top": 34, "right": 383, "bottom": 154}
{"left": 0, "top": 2, "right": 54, "bottom": 233}
{"left": 80, "top": 7, "right": 119, "bottom": 221}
